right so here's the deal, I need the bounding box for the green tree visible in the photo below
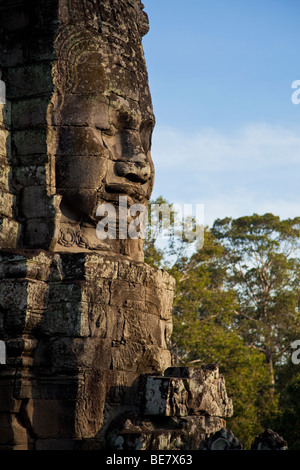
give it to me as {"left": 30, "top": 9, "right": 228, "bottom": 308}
{"left": 168, "top": 228, "right": 272, "bottom": 448}
{"left": 144, "top": 205, "right": 300, "bottom": 448}
{"left": 211, "top": 213, "right": 300, "bottom": 391}
{"left": 270, "top": 371, "right": 300, "bottom": 449}
{"left": 144, "top": 196, "right": 199, "bottom": 270}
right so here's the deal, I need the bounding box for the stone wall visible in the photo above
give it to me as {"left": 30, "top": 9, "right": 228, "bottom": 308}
{"left": 0, "top": 0, "right": 155, "bottom": 261}
{"left": 0, "top": 0, "right": 58, "bottom": 251}
{"left": 0, "top": 249, "right": 175, "bottom": 449}
{"left": 0, "top": 0, "right": 234, "bottom": 450}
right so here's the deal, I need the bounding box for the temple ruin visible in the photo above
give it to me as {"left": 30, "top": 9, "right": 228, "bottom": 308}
{"left": 0, "top": 0, "right": 234, "bottom": 450}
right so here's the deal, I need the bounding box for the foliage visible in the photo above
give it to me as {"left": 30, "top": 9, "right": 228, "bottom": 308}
{"left": 169, "top": 228, "right": 275, "bottom": 449}
{"left": 212, "top": 214, "right": 300, "bottom": 388}
{"left": 144, "top": 202, "right": 300, "bottom": 449}
{"left": 270, "top": 371, "right": 300, "bottom": 450}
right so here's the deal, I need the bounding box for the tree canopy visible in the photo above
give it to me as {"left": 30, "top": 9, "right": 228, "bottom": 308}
{"left": 144, "top": 199, "right": 300, "bottom": 449}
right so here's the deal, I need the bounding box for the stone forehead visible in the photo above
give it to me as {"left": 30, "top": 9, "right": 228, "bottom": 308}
{"left": 54, "top": 0, "right": 150, "bottom": 96}
{"left": 54, "top": 27, "right": 148, "bottom": 95}
{"left": 63, "top": 0, "right": 149, "bottom": 37}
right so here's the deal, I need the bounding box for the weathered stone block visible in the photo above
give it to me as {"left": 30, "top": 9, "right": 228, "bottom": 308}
{"left": 109, "top": 64, "right": 139, "bottom": 102}
{"left": 111, "top": 342, "right": 171, "bottom": 375}
{"left": 24, "top": 398, "right": 76, "bottom": 439}
{"left": 110, "top": 279, "right": 145, "bottom": 308}
{"left": 199, "top": 427, "right": 243, "bottom": 450}
{"left": 142, "top": 366, "right": 233, "bottom": 418}
{"left": 82, "top": 279, "right": 111, "bottom": 305}
{"left": 85, "top": 255, "right": 119, "bottom": 280}
{"left": 0, "top": 218, "right": 20, "bottom": 249}
{"left": 54, "top": 126, "right": 106, "bottom": 157}
{"left": 12, "top": 97, "right": 49, "bottom": 129}
{"left": 0, "top": 279, "right": 47, "bottom": 334}
{"left": 0, "top": 158, "right": 12, "bottom": 191}
{"left": 121, "top": 311, "right": 169, "bottom": 349}
{"left": 28, "top": 34, "right": 57, "bottom": 63}
{"left": 15, "top": 165, "right": 48, "bottom": 188}
{"left": 0, "top": 101, "right": 11, "bottom": 128}
{"left": 42, "top": 302, "right": 90, "bottom": 337}
{"left": 49, "top": 337, "right": 114, "bottom": 373}
{"left": 157, "top": 287, "right": 175, "bottom": 321}
{"left": 143, "top": 376, "right": 188, "bottom": 417}
{"left": 251, "top": 429, "right": 288, "bottom": 450}
{"left": 8, "top": 311, "right": 44, "bottom": 335}
{"left": 20, "top": 186, "right": 51, "bottom": 219}
{"left": 141, "top": 346, "right": 171, "bottom": 375}
{"left": 18, "top": 153, "right": 49, "bottom": 167}
{"left": 6, "top": 64, "right": 53, "bottom": 99}
{"left": 13, "top": 375, "right": 78, "bottom": 401}
{"left": 0, "top": 412, "right": 28, "bottom": 446}
{"left": 23, "top": 218, "right": 55, "bottom": 248}
{"left": 106, "top": 413, "right": 226, "bottom": 451}
{"left": 0, "top": 378, "right": 21, "bottom": 413}
{"left": 51, "top": 94, "right": 110, "bottom": 128}
{"left": 0, "top": 38, "right": 26, "bottom": 67}
{"left": 118, "top": 260, "right": 149, "bottom": 284}
{"left": 111, "top": 341, "right": 147, "bottom": 373}
{"left": 0, "top": 128, "right": 10, "bottom": 159}
{"left": 0, "top": 280, "right": 28, "bottom": 314}
{"left": 0, "top": 192, "right": 15, "bottom": 218}
{"left": 48, "top": 281, "right": 82, "bottom": 304}
{"left": 0, "top": 250, "right": 55, "bottom": 282}
{"left": 13, "top": 129, "right": 47, "bottom": 156}
{"left": 6, "top": 337, "right": 38, "bottom": 361}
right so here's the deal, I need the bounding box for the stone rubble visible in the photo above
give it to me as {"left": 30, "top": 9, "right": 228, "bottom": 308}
{"left": 251, "top": 429, "right": 288, "bottom": 451}
{"left": 106, "top": 365, "right": 233, "bottom": 451}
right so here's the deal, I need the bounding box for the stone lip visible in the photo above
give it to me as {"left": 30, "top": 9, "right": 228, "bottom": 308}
{"left": 140, "top": 365, "right": 233, "bottom": 419}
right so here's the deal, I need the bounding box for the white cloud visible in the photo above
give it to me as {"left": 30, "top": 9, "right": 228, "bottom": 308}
{"left": 201, "top": 194, "right": 300, "bottom": 228}
{"left": 151, "top": 122, "right": 300, "bottom": 225}
{"left": 151, "top": 123, "right": 300, "bottom": 171}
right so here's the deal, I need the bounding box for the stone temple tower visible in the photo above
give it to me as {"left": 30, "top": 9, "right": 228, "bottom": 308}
{"left": 0, "top": 0, "right": 232, "bottom": 450}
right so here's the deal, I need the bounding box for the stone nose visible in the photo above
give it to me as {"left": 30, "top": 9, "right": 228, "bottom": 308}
{"left": 114, "top": 154, "right": 151, "bottom": 184}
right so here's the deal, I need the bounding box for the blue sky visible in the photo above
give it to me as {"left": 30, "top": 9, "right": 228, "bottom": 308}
{"left": 142, "top": 0, "right": 300, "bottom": 226}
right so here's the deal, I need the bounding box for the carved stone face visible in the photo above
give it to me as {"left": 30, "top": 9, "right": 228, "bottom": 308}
{"left": 51, "top": 47, "right": 155, "bottom": 259}
{"left": 53, "top": 50, "right": 155, "bottom": 219}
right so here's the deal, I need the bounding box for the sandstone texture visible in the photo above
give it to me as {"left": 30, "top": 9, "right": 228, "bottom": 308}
{"left": 0, "top": 0, "right": 154, "bottom": 262}
{"left": 0, "top": 0, "right": 234, "bottom": 450}
{"left": 0, "top": 249, "right": 175, "bottom": 449}
{"left": 142, "top": 366, "right": 233, "bottom": 418}
{"left": 107, "top": 414, "right": 227, "bottom": 451}
{"left": 107, "top": 366, "right": 233, "bottom": 451}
